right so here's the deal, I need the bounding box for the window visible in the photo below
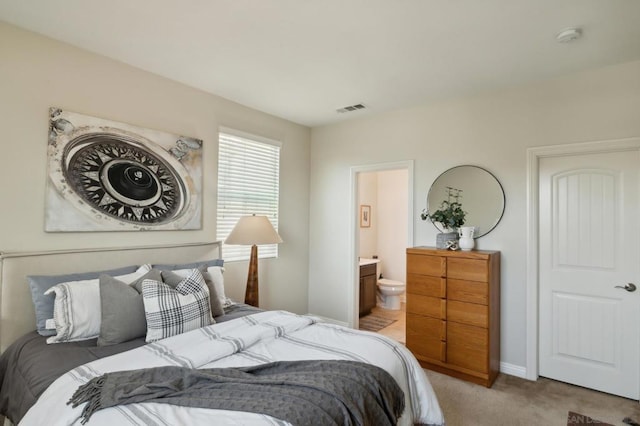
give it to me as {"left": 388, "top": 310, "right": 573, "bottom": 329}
{"left": 216, "top": 128, "right": 281, "bottom": 261}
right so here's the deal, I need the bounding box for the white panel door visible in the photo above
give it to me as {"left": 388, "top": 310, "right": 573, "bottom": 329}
{"left": 539, "top": 150, "right": 640, "bottom": 399}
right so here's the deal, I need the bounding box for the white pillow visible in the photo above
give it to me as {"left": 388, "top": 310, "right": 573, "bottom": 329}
{"left": 142, "top": 268, "right": 213, "bottom": 342}
{"left": 207, "top": 266, "right": 233, "bottom": 307}
{"left": 44, "top": 264, "right": 152, "bottom": 344}
{"left": 171, "top": 266, "right": 231, "bottom": 307}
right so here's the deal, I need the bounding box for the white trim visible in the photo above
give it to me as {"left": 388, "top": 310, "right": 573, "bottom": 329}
{"left": 307, "top": 314, "right": 350, "bottom": 328}
{"left": 348, "top": 160, "right": 414, "bottom": 329}
{"left": 525, "top": 146, "right": 540, "bottom": 381}
{"left": 526, "top": 137, "right": 640, "bottom": 381}
{"left": 218, "top": 126, "right": 282, "bottom": 148}
{"left": 500, "top": 362, "right": 528, "bottom": 379}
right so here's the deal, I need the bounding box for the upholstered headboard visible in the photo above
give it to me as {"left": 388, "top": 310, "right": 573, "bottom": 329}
{"left": 0, "top": 241, "right": 222, "bottom": 353}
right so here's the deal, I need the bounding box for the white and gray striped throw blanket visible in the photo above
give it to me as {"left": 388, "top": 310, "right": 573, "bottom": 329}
{"left": 22, "top": 310, "right": 444, "bottom": 425}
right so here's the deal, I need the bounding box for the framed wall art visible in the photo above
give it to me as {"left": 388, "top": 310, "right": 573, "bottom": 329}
{"left": 46, "top": 107, "right": 203, "bottom": 232}
{"left": 360, "top": 205, "right": 371, "bottom": 228}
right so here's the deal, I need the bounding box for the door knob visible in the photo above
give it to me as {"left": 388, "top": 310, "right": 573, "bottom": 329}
{"left": 614, "top": 283, "right": 637, "bottom": 292}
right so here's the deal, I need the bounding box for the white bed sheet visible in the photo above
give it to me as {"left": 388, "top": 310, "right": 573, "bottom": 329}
{"left": 21, "top": 310, "right": 445, "bottom": 425}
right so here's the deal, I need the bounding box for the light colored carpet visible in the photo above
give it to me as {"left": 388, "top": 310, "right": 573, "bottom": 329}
{"left": 359, "top": 314, "right": 396, "bottom": 332}
{"left": 425, "top": 369, "right": 640, "bottom": 426}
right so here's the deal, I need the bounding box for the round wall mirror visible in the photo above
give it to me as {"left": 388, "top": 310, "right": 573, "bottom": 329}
{"left": 426, "top": 165, "right": 505, "bottom": 238}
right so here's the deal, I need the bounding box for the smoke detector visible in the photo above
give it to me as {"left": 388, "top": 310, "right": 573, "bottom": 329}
{"left": 556, "top": 27, "right": 582, "bottom": 43}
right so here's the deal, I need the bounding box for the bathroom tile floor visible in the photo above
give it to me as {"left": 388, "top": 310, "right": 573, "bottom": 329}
{"left": 365, "top": 303, "right": 406, "bottom": 344}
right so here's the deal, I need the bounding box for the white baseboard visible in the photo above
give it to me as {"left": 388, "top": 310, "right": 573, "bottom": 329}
{"left": 306, "top": 314, "right": 350, "bottom": 328}
{"left": 500, "top": 362, "right": 528, "bottom": 379}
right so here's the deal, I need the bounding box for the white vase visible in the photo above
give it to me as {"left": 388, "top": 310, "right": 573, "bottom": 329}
{"left": 458, "top": 226, "right": 475, "bottom": 251}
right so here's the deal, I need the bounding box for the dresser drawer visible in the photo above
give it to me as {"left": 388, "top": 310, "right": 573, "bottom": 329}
{"left": 406, "top": 313, "right": 446, "bottom": 341}
{"left": 447, "top": 322, "right": 488, "bottom": 373}
{"left": 447, "top": 279, "right": 488, "bottom": 305}
{"left": 407, "top": 274, "right": 446, "bottom": 298}
{"left": 407, "top": 254, "right": 446, "bottom": 277}
{"left": 407, "top": 335, "right": 446, "bottom": 363}
{"left": 407, "top": 294, "right": 446, "bottom": 319}
{"left": 447, "top": 300, "right": 488, "bottom": 328}
{"left": 447, "top": 258, "right": 488, "bottom": 282}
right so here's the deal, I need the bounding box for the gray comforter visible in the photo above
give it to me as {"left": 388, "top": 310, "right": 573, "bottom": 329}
{"left": 69, "top": 360, "right": 405, "bottom": 426}
{"left": 0, "top": 304, "right": 260, "bottom": 423}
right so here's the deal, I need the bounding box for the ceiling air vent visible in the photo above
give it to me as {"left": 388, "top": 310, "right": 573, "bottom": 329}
{"left": 336, "top": 103, "right": 366, "bottom": 114}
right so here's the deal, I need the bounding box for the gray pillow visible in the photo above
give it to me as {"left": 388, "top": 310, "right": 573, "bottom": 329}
{"left": 152, "top": 259, "right": 224, "bottom": 271}
{"left": 161, "top": 268, "right": 225, "bottom": 318}
{"left": 28, "top": 265, "right": 139, "bottom": 336}
{"left": 97, "top": 269, "right": 163, "bottom": 346}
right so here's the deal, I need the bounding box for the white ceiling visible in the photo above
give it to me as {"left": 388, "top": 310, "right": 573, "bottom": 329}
{"left": 2, "top": 0, "right": 640, "bottom": 127}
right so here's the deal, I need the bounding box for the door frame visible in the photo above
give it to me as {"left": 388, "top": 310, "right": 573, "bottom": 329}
{"left": 348, "top": 160, "right": 414, "bottom": 329}
{"left": 526, "top": 137, "right": 640, "bottom": 381}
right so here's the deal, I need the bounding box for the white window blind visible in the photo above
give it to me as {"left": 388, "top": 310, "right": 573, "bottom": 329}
{"left": 216, "top": 130, "right": 280, "bottom": 262}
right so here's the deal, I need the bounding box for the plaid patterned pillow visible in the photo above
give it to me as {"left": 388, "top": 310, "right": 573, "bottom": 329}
{"left": 142, "top": 268, "right": 214, "bottom": 342}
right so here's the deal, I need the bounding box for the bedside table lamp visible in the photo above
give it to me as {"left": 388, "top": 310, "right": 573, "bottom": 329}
{"left": 225, "top": 214, "right": 282, "bottom": 307}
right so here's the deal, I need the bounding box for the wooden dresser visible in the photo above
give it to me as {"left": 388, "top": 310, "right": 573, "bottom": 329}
{"left": 406, "top": 246, "right": 500, "bottom": 387}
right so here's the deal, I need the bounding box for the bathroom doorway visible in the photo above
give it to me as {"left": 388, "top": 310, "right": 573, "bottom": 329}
{"left": 350, "top": 161, "right": 413, "bottom": 344}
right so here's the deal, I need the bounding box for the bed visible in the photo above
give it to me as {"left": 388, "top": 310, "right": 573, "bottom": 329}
{"left": 0, "top": 242, "right": 444, "bottom": 425}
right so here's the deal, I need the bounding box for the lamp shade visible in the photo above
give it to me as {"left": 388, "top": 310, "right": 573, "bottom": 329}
{"left": 225, "top": 215, "right": 283, "bottom": 245}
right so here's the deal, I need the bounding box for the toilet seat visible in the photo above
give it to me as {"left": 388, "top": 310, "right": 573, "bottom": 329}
{"left": 377, "top": 278, "right": 405, "bottom": 288}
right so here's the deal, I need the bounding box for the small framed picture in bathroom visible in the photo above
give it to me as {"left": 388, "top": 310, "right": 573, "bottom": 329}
{"left": 360, "top": 205, "right": 371, "bottom": 228}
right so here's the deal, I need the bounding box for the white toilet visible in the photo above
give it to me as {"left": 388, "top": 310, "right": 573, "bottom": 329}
{"left": 376, "top": 261, "right": 405, "bottom": 310}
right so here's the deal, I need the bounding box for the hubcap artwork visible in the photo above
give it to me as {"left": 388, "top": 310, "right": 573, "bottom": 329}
{"left": 63, "top": 135, "right": 185, "bottom": 224}
{"left": 46, "top": 108, "right": 202, "bottom": 232}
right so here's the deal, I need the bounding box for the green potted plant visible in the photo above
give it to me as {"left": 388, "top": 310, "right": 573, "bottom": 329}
{"left": 421, "top": 187, "right": 466, "bottom": 248}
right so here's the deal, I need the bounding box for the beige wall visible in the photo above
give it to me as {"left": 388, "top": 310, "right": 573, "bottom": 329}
{"left": 357, "top": 172, "right": 378, "bottom": 258}
{"left": 376, "top": 169, "right": 408, "bottom": 284}
{"left": 0, "top": 22, "right": 311, "bottom": 313}
{"left": 358, "top": 170, "right": 407, "bottom": 282}
{"left": 309, "top": 59, "right": 640, "bottom": 370}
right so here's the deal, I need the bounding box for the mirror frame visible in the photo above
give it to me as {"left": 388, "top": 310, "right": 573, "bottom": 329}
{"left": 426, "top": 165, "right": 505, "bottom": 238}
